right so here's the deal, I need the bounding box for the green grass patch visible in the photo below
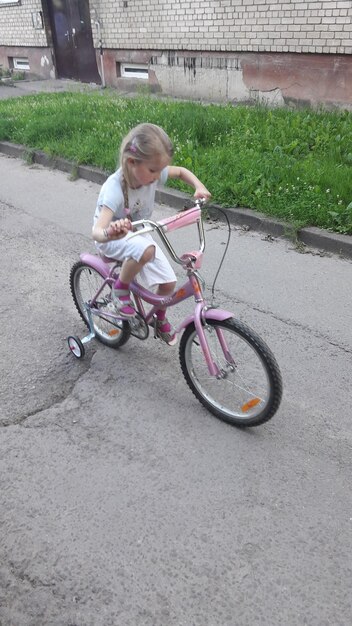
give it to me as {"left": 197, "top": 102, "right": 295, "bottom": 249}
{"left": 0, "top": 91, "right": 351, "bottom": 234}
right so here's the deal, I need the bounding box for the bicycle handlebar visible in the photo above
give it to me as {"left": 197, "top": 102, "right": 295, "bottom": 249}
{"left": 129, "top": 198, "right": 207, "bottom": 266}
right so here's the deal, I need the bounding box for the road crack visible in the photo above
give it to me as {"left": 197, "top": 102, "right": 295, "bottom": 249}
{"left": 0, "top": 354, "right": 94, "bottom": 428}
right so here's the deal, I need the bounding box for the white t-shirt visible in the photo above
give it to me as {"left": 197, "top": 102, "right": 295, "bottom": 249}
{"left": 93, "top": 166, "right": 169, "bottom": 225}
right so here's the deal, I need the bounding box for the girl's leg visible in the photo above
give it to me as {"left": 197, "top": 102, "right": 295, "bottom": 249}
{"left": 113, "top": 245, "right": 155, "bottom": 316}
{"left": 156, "top": 281, "right": 177, "bottom": 299}
{"left": 155, "top": 281, "right": 176, "bottom": 319}
{"left": 136, "top": 241, "right": 178, "bottom": 344}
{"left": 155, "top": 281, "right": 177, "bottom": 345}
{"left": 118, "top": 246, "right": 155, "bottom": 283}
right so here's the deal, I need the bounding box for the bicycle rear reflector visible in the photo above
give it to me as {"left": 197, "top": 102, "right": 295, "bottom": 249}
{"left": 241, "top": 397, "right": 261, "bottom": 412}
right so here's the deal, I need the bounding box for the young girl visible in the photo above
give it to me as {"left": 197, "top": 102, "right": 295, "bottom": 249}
{"left": 92, "top": 123, "right": 211, "bottom": 345}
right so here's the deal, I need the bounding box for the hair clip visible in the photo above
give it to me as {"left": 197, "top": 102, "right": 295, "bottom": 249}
{"left": 130, "top": 141, "right": 137, "bottom": 153}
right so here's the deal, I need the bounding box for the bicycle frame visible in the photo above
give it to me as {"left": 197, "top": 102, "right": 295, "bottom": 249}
{"left": 80, "top": 202, "right": 233, "bottom": 376}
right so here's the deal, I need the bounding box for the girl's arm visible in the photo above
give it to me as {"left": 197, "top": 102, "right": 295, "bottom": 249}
{"left": 92, "top": 205, "right": 131, "bottom": 243}
{"left": 167, "top": 166, "right": 211, "bottom": 200}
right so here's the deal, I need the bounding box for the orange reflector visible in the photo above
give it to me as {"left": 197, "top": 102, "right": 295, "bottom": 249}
{"left": 108, "top": 329, "right": 120, "bottom": 336}
{"left": 241, "top": 397, "right": 261, "bottom": 412}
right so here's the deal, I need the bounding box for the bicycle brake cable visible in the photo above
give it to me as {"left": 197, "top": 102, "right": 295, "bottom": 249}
{"left": 207, "top": 207, "right": 232, "bottom": 306}
{"left": 184, "top": 200, "right": 232, "bottom": 306}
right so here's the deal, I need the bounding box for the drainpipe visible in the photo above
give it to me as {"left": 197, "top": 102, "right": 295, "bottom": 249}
{"left": 95, "top": 19, "right": 105, "bottom": 88}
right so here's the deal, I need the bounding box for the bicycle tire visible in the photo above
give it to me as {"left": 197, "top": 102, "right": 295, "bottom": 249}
{"left": 179, "top": 318, "right": 282, "bottom": 427}
{"left": 70, "top": 261, "right": 131, "bottom": 349}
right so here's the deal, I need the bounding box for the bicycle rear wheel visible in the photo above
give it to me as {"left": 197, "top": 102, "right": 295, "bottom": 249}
{"left": 180, "top": 318, "right": 282, "bottom": 427}
{"left": 70, "top": 261, "right": 130, "bottom": 349}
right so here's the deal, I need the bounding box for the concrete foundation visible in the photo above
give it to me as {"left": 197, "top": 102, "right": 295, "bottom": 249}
{"left": 1, "top": 46, "right": 351, "bottom": 109}
{"left": 0, "top": 46, "right": 56, "bottom": 81}
{"left": 100, "top": 49, "right": 352, "bottom": 109}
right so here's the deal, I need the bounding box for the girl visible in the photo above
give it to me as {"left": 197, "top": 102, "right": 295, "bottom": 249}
{"left": 92, "top": 123, "right": 211, "bottom": 345}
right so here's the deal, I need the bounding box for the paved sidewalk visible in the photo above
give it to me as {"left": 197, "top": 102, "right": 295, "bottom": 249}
{"left": 0, "top": 77, "right": 100, "bottom": 99}
{"left": 1, "top": 78, "right": 351, "bottom": 259}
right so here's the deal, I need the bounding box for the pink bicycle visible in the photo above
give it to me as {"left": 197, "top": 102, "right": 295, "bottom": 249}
{"left": 68, "top": 200, "right": 282, "bottom": 427}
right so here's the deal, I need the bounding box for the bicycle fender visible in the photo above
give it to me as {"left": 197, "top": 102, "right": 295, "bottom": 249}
{"left": 80, "top": 253, "right": 111, "bottom": 278}
{"left": 204, "top": 308, "right": 233, "bottom": 321}
{"left": 180, "top": 308, "right": 233, "bottom": 331}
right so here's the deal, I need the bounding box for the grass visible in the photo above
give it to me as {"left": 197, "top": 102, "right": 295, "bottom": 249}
{"left": 0, "top": 90, "right": 351, "bottom": 234}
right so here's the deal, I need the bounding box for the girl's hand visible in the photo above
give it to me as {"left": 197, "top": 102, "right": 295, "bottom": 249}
{"left": 107, "top": 218, "right": 132, "bottom": 239}
{"left": 194, "top": 184, "right": 211, "bottom": 201}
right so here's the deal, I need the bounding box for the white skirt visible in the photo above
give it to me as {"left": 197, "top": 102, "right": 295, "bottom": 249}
{"left": 96, "top": 232, "right": 177, "bottom": 288}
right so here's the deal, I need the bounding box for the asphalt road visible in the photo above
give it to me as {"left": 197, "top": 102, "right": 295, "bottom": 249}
{"left": 0, "top": 153, "right": 351, "bottom": 626}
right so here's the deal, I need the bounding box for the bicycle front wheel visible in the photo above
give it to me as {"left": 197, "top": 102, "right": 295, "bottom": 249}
{"left": 70, "top": 261, "right": 130, "bottom": 349}
{"left": 180, "top": 318, "right": 282, "bottom": 427}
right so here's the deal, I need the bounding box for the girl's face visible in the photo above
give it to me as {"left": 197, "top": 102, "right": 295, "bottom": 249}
{"left": 128, "top": 154, "right": 170, "bottom": 188}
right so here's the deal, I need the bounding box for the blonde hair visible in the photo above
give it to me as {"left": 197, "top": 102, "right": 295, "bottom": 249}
{"left": 119, "top": 123, "right": 174, "bottom": 207}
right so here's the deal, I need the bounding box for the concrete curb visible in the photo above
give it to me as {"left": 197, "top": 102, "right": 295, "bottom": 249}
{"left": 1, "top": 140, "right": 351, "bottom": 259}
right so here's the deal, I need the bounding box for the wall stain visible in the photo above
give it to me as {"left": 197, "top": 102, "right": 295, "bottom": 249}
{"left": 184, "top": 57, "right": 196, "bottom": 78}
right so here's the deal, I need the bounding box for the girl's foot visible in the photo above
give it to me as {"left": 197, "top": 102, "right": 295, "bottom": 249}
{"left": 111, "top": 287, "right": 135, "bottom": 317}
{"left": 155, "top": 318, "right": 177, "bottom": 346}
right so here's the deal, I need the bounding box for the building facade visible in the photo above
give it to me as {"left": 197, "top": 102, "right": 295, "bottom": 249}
{"left": 0, "top": 0, "right": 351, "bottom": 108}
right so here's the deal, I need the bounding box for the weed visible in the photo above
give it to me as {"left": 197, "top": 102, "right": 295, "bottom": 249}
{"left": 0, "top": 66, "right": 11, "bottom": 79}
{"left": 23, "top": 148, "right": 35, "bottom": 165}
{"left": 12, "top": 71, "right": 26, "bottom": 81}
{"left": 69, "top": 162, "right": 79, "bottom": 181}
{"left": 327, "top": 202, "right": 352, "bottom": 235}
{"left": 0, "top": 67, "right": 25, "bottom": 82}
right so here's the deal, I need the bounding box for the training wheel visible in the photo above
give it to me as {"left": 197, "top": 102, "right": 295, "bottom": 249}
{"left": 67, "top": 336, "right": 85, "bottom": 359}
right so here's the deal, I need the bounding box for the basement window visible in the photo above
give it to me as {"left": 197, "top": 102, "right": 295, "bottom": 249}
{"left": 121, "top": 64, "right": 148, "bottom": 79}
{"left": 13, "top": 57, "right": 30, "bottom": 71}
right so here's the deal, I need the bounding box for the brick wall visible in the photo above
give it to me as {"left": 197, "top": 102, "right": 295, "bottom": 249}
{"left": 0, "top": 0, "right": 47, "bottom": 47}
{"left": 1, "top": 1, "right": 351, "bottom": 54}
{"left": 92, "top": 0, "right": 352, "bottom": 55}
